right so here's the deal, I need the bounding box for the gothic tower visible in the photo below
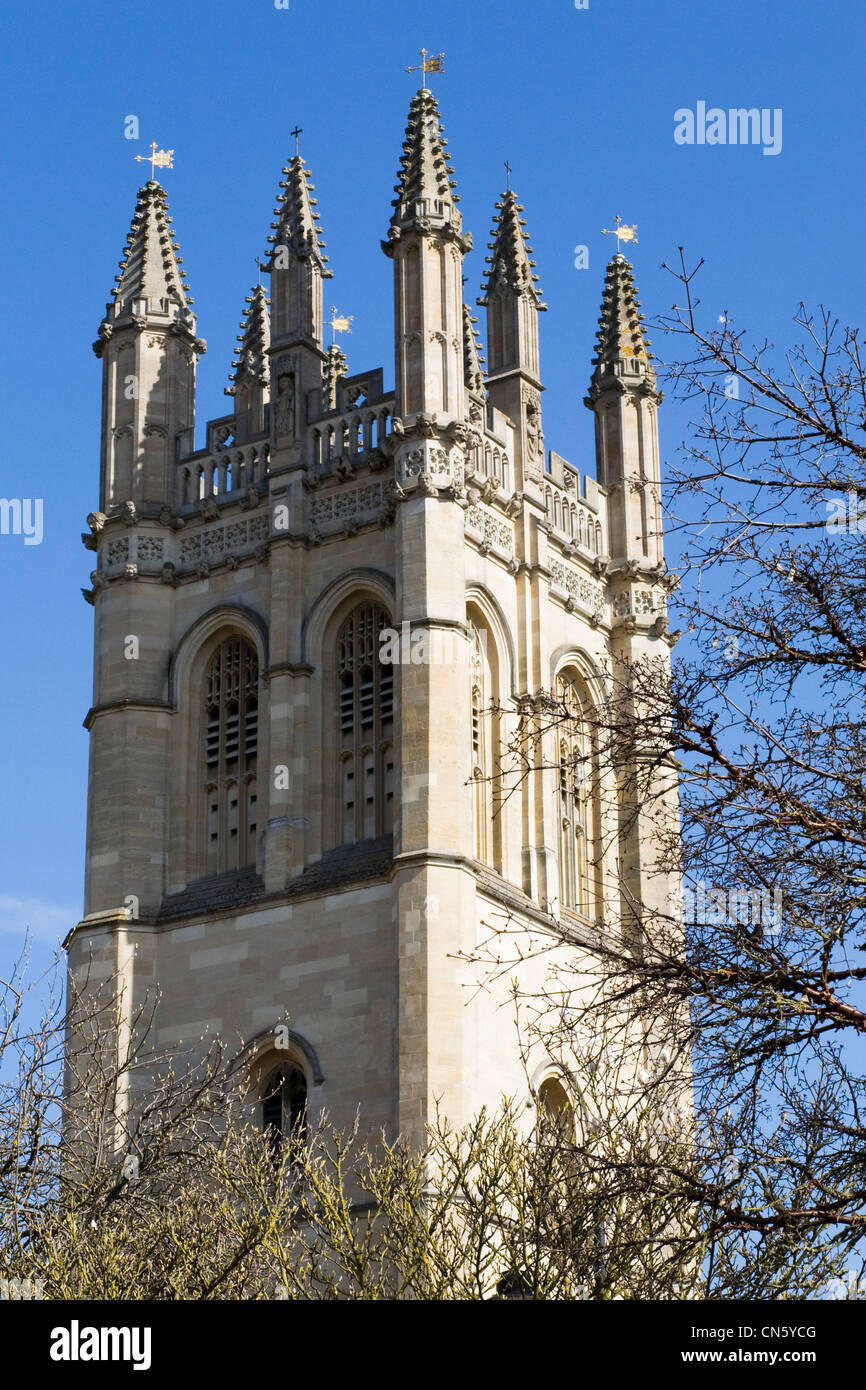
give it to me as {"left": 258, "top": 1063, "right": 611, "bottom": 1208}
{"left": 67, "top": 90, "right": 679, "bottom": 1148}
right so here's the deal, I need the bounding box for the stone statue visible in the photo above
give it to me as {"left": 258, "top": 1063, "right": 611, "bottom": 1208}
{"left": 275, "top": 373, "right": 295, "bottom": 438}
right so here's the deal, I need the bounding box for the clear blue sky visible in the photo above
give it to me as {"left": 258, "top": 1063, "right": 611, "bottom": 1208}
{"left": 1, "top": 0, "right": 862, "bottom": 980}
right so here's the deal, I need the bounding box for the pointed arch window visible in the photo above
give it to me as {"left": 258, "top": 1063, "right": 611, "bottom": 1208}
{"left": 556, "top": 672, "right": 599, "bottom": 917}
{"left": 261, "top": 1064, "right": 308, "bottom": 1158}
{"left": 203, "top": 637, "right": 259, "bottom": 875}
{"left": 470, "top": 623, "right": 488, "bottom": 864}
{"left": 338, "top": 602, "right": 394, "bottom": 844}
{"left": 469, "top": 618, "right": 502, "bottom": 871}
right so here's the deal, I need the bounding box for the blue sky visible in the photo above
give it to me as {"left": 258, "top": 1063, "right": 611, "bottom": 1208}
{"left": 1, "top": 0, "right": 863, "bottom": 981}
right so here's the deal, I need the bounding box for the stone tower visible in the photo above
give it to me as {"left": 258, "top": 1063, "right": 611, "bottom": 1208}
{"left": 67, "top": 88, "right": 679, "bottom": 1145}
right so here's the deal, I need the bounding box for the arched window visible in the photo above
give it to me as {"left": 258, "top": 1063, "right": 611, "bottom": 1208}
{"left": 468, "top": 615, "right": 502, "bottom": 872}
{"left": 203, "top": 636, "right": 259, "bottom": 875}
{"left": 338, "top": 601, "right": 394, "bottom": 844}
{"left": 556, "top": 671, "right": 599, "bottom": 917}
{"left": 261, "top": 1064, "right": 308, "bottom": 1157}
{"left": 470, "top": 622, "right": 488, "bottom": 864}
{"left": 538, "top": 1076, "right": 574, "bottom": 1139}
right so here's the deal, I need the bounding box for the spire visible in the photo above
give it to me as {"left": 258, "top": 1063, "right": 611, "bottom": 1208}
{"left": 588, "top": 252, "right": 656, "bottom": 397}
{"left": 386, "top": 89, "right": 470, "bottom": 421}
{"left": 265, "top": 155, "right": 331, "bottom": 275}
{"left": 108, "top": 181, "right": 192, "bottom": 321}
{"left": 93, "top": 180, "right": 202, "bottom": 511}
{"left": 478, "top": 188, "right": 546, "bottom": 311}
{"left": 226, "top": 284, "right": 270, "bottom": 396}
{"left": 265, "top": 152, "right": 331, "bottom": 360}
{"left": 462, "top": 304, "right": 485, "bottom": 397}
{"left": 387, "top": 88, "right": 465, "bottom": 242}
{"left": 585, "top": 253, "right": 663, "bottom": 564}
{"left": 477, "top": 186, "right": 544, "bottom": 388}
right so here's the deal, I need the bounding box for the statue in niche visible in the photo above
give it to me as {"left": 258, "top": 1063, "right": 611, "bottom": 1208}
{"left": 526, "top": 403, "right": 542, "bottom": 459}
{"left": 275, "top": 373, "right": 296, "bottom": 438}
{"left": 524, "top": 398, "right": 544, "bottom": 481}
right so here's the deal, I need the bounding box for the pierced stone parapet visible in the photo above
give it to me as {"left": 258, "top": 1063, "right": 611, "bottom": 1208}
{"left": 612, "top": 587, "right": 667, "bottom": 621}
{"left": 308, "top": 479, "right": 399, "bottom": 533}
{"left": 549, "top": 558, "right": 606, "bottom": 621}
{"left": 465, "top": 503, "right": 514, "bottom": 557}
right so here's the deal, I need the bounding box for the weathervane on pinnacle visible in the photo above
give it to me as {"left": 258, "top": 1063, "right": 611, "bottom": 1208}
{"left": 329, "top": 306, "right": 353, "bottom": 346}
{"left": 135, "top": 142, "right": 174, "bottom": 182}
{"left": 602, "top": 214, "right": 638, "bottom": 253}
{"left": 405, "top": 48, "right": 445, "bottom": 89}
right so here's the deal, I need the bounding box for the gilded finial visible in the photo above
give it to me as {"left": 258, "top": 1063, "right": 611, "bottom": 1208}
{"left": 602, "top": 215, "right": 638, "bottom": 253}
{"left": 135, "top": 141, "right": 174, "bottom": 182}
{"left": 405, "top": 48, "right": 445, "bottom": 88}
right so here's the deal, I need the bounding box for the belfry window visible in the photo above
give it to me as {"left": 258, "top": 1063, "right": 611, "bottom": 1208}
{"left": 556, "top": 672, "right": 598, "bottom": 917}
{"left": 337, "top": 602, "right": 394, "bottom": 844}
{"left": 203, "top": 637, "right": 259, "bottom": 875}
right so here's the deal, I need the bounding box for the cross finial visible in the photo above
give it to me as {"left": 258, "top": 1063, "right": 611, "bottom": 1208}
{"left": 504, "top": 160, "right": 512, "bottom": 191}
{"left": 405, "top": 48, "right": 445, "bottom": 89}
{"left": 601, "top": 214, "right": 638, "bottom": 253}
{"left": 134, "top": 141, "right": 174, "bottom": 182}
{"left": 291, "top": 125, "right": 303, "bottom": 157}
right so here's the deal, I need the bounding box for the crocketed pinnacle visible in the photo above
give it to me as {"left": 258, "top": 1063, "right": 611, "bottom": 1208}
{"left": 589, "top": 253, "right": 655, "bottom": 391}
{"left": 227, "top": 283, "right": 271, "bottom": 395}
{"left": 323, "top": 343, "right": 348, "bottom": 412}
{"left": 110, "top": 181, "right": 192, "bottom": 316}
{"left": 389, "top": 87, "right": 463, "bottom": 236}
{"left": 463, "top": 303, "right": 486, "bottom": 396}
{"left": 265, "top": 155, "right": 332, "bottom": 274}
{"left": 478, "top": 188, "right": 546, "bottom": 309}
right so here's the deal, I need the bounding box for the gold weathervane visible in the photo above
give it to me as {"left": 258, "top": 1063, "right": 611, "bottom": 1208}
{"left": 135, "top": 142, "right": 174, "bottom": 181}
{"left": 406, "top": 48, "right": 445, "bottom": 87}
{"left": 329, "top": 307, "right": 353, "bottom": 345}
{"left": 602, "top": 215, "right": 638, "bottom": 252}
